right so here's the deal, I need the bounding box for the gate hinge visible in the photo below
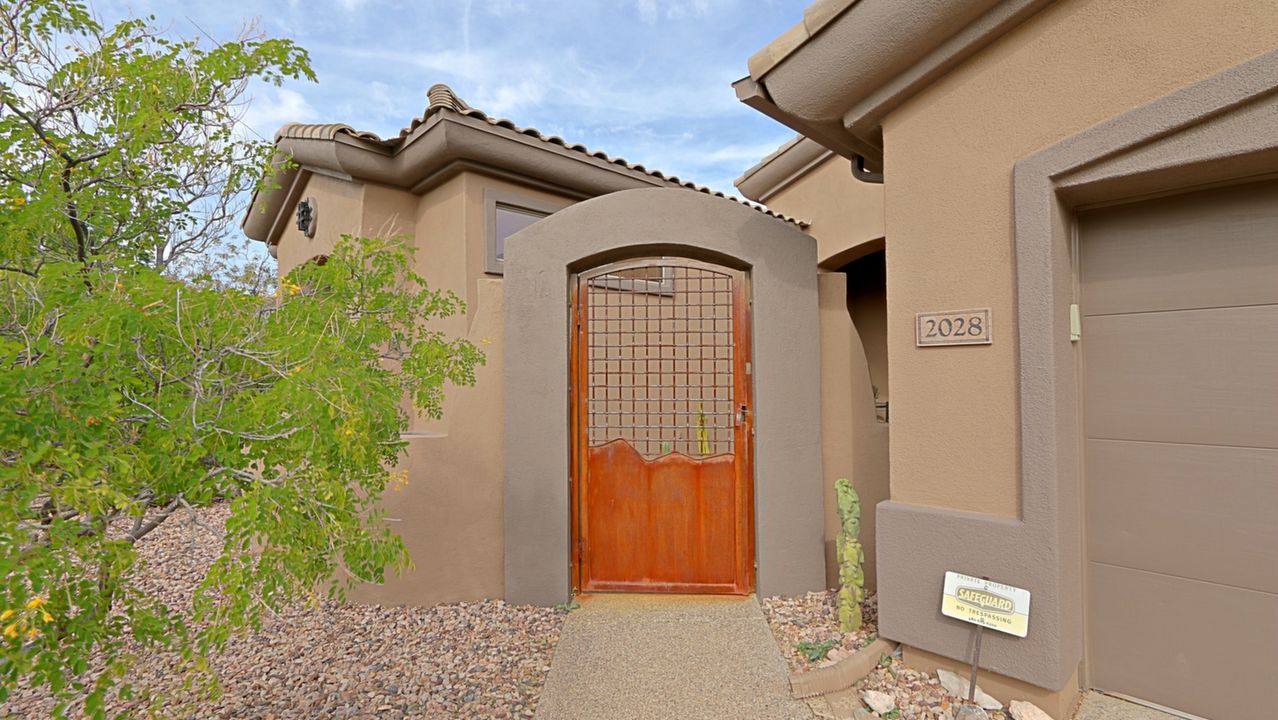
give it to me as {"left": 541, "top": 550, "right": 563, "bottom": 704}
{"left": 1069, "top": 303, "right": 1081, "bottom": 342}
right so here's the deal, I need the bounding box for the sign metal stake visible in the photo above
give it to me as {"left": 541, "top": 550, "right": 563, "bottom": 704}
{"left": 942, "top": 571, "right": 1031, "bottom": 720}
{"left": 967, "top": 623, "right": 984, "bottom": 703}
{"left": 966, "top": 574, "right": 992, "bottom": 704}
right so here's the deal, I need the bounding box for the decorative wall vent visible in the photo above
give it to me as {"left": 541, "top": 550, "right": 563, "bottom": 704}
{"left": 295, "top": 197, "right": 317, "bottom": 238}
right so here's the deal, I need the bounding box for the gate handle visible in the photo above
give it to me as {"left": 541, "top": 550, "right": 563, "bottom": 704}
{"left": 736, "top": 404, "right": 750, "bottom": 424}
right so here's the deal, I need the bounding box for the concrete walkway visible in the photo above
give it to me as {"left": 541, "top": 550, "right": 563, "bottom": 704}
{"left": 534, "top": 594, "right": 813, "bottom": 720}
{"left": 1074, "top": 691, "right": 1186, "bottom": 720}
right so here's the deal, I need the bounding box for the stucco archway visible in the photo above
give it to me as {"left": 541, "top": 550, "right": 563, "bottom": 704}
{"left": 503, "top": 188, "right": 824, "bottom": 605}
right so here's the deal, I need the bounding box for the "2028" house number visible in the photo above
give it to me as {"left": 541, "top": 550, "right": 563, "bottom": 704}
{"left": 916, "top": 308, "right": 992, "bottom": 346}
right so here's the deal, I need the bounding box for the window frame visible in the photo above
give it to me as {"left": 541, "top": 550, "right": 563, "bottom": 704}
{"left": 585, "top": 266, "right": 675, "bottom": 295}
{"left": 484, "top": 188, "right": 571, "bottom": 275}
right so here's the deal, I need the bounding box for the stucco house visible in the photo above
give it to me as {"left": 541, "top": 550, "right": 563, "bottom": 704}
{"left": 245, "top": 2, "right": 1277, "bottom": 718}
{"left": 733, "top": 1, "right": 1277, "bottom": 718}
{"left": 243, "top": 82, "right": 854, "bottom": 610}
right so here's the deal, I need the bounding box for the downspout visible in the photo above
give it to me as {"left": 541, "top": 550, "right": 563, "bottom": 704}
{"left": 851, "top": 155, "right": 884, "bottom": 184}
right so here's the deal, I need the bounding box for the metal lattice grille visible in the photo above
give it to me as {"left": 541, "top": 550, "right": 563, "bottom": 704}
{"left": 585, "top": 263, "right": 735, "bottom": 458}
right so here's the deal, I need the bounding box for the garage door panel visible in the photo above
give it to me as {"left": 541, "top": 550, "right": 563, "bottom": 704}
{"left": 1079, "top": 179, "right": 1278, "bottom": 316}
{"left": 1086, "top": 439, "right": 1278, "bottom": 594}
{"left": 1083, "top": 306, "right": 1278, "bottom": 449}
{"left": 1087, "top": 562, "right": 1277, "bottom": 720}
{"left": 1082, "top": 179, "right": 1278, "bottom": 717}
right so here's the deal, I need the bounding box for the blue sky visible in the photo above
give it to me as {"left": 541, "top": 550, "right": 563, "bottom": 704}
{"left": 96, "top": 0, "right": 809, "bottom": 197}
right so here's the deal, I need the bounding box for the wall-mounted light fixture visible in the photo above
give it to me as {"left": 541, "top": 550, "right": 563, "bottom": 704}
{"left": 295, "top": 197, "right": 317, "bottom": 238}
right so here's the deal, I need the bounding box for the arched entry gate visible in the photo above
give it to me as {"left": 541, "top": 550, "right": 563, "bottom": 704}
{"left": 571, "top": 258, "right": 754, "bottom": 594}
{"left": 503, "top": 187, "right": 823, "bottom": 606}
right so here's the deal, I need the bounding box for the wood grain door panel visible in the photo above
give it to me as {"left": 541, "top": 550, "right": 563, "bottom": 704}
{"left": 585, "top": 441, "right": 738, "bottom": 592}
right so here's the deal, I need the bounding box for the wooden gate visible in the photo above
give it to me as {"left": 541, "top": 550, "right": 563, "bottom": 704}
{"left": 571, "top": 258, "right": 754, "bottom": 594}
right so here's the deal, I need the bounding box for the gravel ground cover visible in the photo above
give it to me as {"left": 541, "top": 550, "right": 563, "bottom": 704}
{"left": 761, "top": 590, "right": 878, "bottom": 672}
{"left": 846, "top": 659, "right": 1009, "bottom": 720}
{"left": 1, "top": 503, "right": 566, "bottom": 719}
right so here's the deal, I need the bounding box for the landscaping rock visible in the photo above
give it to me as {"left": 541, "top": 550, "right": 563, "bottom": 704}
{"left": 0, "top": 502, "right": 566, "bottom": 720}
{"left": 1009, "top": 700, "right": 1055, "bottom": 720}
{"left": 938, "top": 667, "right": 1004, "bottom": 710}
{"left": 863, "top": 689, "right": 896, "bottom": 714}
{"left": 957, "top": 704, "right": 992, "bottom": 720}
{"left": 761, "top": 589, "right": 879, "bottom": 672}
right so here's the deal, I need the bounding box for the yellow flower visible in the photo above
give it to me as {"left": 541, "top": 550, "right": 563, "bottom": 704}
{"left": 25, "top": 628, "right": 39, "bottom": 640}
{"left": 3, "top": 623, "right": 17, "bottom": 639}
{"left": 25, "top": 597, "right": 45, "bottom": 610}
{"left": 41, "top": 611, "right": 53, "bottom": 623}
{"left": 0, "top": 609, "right": 13, "bottom": 622}
{"left": 11, "top": 197, "right": 25, "bottom": 206}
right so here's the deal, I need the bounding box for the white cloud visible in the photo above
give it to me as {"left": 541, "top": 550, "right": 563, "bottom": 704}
{"left": 483, "top": 0, "right": 528, "bottom": 16}
{"left": 636, "top": 0, "right": 715, "bottom": 23}
{"left": 238, "top": 87, "right": 318, "bottom": 140}
{"left": 92, "top": 0, "right": 809, "bottom": 196}
{"left": 470, "top": 79, "right": 547, "bottom": 117}
{"left": 690, "top": 141, "right": 794, "bottom": 165}
{"left": 636, "top": 0, "right": 660, "bottom": 24}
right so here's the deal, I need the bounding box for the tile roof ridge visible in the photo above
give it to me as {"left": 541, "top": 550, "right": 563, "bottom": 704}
{"left": 426, "top": 83, "right": 470, "bottom": 114}
{"left": 270, "top": 84, "right": 810, "bottom": 228}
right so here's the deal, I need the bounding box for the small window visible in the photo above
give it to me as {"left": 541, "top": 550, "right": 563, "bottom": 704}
{"left": 586, "top": 265, "right": 675, "bottom": 295}
{"left": 494, "top": 205, "right": 546, "bottom": 264}
{"left": 484, "top": 189, "right": 570, "bottom": 275}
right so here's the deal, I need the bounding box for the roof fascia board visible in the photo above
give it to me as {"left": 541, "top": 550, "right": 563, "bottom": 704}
{"left": 742, "top": 0, "right": 1053, "bottom": 165}
{"left": 408, "top": 159, "right": 595, "bottom": 200}
{"left": 244, "top": 114, "right": 672, "bottom": 243}
{"left": 733, "top": 76, "right": 882, "bottom": 167}
{"left": 746, "top": 0, "right": 859, "bottom": 79}
{"left": 262, "top": 168, "right": 310, "bottom": 249}
{"left": 735, "top": 135, "right": 834, "bottom": 203}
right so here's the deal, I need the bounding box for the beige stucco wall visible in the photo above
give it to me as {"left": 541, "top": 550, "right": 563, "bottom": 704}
{"left": 868, "top": 0, "right": 1278, "bottom": 697}
{"left": 275, "top": 173, "right": 364, "bottom": 275}
{"left": 275, "top": 175, "right": 416, "bottom": 276}
{"left": 817, "top": 273, "right": 889, "bottom": 591}
{"left": 270, "top": 167, "right": 588, "bottom": 606}
{"left": 463, "top": 174, "right": 577, "bottom": 312}
{"left": 882, "top": 0, "right": 1278, "bottom": 517}
{"left": 763, "top": 151, "right": 890, "bottom": 591}
{"left": 359, "top": 172, "right": 579, "bottom": 604}
{"left": 351, "top": 278, "right": 508, "bottom": 605}
{"left": 763, "top": 154, "right": 884, "bottom": 267}
{"left": 843, "top": 252, "right": 888, "bottom": 404}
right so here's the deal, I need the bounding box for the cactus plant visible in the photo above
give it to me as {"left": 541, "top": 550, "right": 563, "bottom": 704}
{"left": 696, "top": 403, "right": 711, "bottom": 456}
{"left": 835, "top": 477, "right": 865, "bottom": 632}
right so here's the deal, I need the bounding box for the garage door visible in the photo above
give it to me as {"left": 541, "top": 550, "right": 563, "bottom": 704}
{"left": 1079, "top": 179, "right": 1278, "bottom": 719}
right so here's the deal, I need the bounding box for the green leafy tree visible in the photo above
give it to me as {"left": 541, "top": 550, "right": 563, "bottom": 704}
{"left": 0, "top": 0, "right": 312, "bottom": 274}
{"left": 0, "top": 2, "right": 484, "bottom": 716}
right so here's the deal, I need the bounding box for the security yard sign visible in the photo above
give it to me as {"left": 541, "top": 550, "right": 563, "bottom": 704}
{"left": 941, "top": 572, "right": 1031, "bottom": 638}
